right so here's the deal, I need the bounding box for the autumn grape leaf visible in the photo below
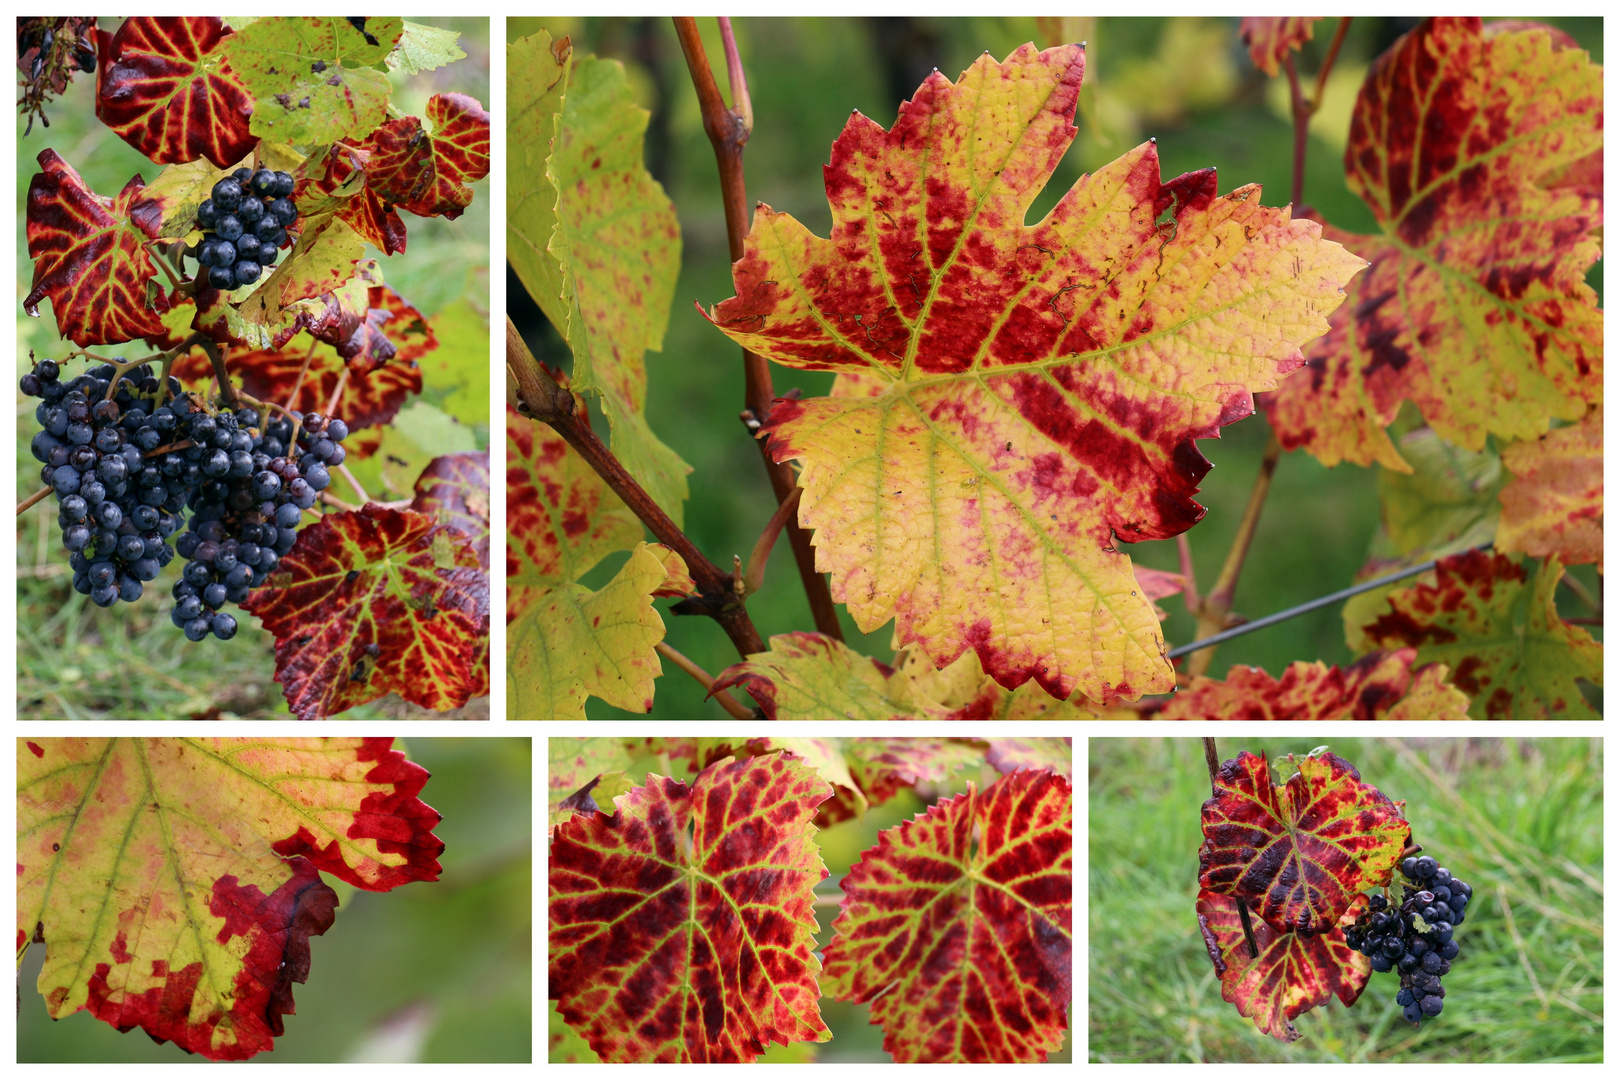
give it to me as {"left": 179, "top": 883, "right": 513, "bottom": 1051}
{"left": 361, "top": 93, "right": 491, "bottom": 220}
{"left": 509, "top": 30, "right": 691, "bottom": 527}
{"left": 299, "top": 142, "right": 408, "bottom": 255}
{"left": 546, "top": 738, "right": 633, "bottom": 829}
{"left": 549, "top": 753, "right": 833, "bottom": 1062}
{"left": 412, "top": 452, "right": 491, "bottom": 570}
{"left": 822, "top": 768, "right": 1072, "bottom": 1062}
{"left": 95, "top": 16, "right": 255, "bottom": 168}
{"left": 1196, "top": 890, "right": 1369, "bottom": 1043}
{"left": 985, "top": 738, "right": 1073, "bottom": 777}
{"left": 1156, "top": 650, "right": 1470, "bottom": 719}
{"left": 1239, "top": 17, "right": 1322, "bottom": 77}
{"left": 1198, "top": 751, "right": 1409, "bottom": 935}
{"left": 1360, "top": 549, "right": 1601, "bottom": 719}
{"left": 24, "top": 150, "right": 170, "bottom": 346}
{"left": 1266, "top": 18, "right": 1603, "bottom": 470}
{"left": 17, "top": 737, "right": 442, "bottom": 1061}
{"left": 703, "top": 43, "right": 1362, "bottom": 704}
{"left": 241, "top": 506, "right": 489, "bottom": 720}
{"left": 224, "top": 16, "right": 402, "bottom": 145}
{"left": 1497, "top": 408, "right": 1602, "bottom": 572}
{"left": 385, "top": 21, "right": 466, "bottom": 76}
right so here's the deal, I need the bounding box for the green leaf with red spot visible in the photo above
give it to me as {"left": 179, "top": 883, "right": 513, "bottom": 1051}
{"left": 1196, "top": 890, "right": 1369, "bottom": 1043}
{"left": 1360, "top": 549, "right": 1602, "bottom": 719}
{"left": 509, "top": 30, "right": 691, "bottom": 527}
{"left": 95, "top": 17, "right": 255, "bottom": 168}
{"left": 241, "top": 506, "right": 488, "bottom": 720}
{"left": 702, "top": 43, "right": 1362, "bottom": 705}
{"left": 360, "top": 93, "right": 491, "bottom": 219}
{"left": 1157, "top": 650, "right": 1470, "bottom": 719}
{"left": 224, "top": 17, "right": 402, "bottom": 145}
{"left": 822, "top": 767, "right": 1071, "bottom": 1062}
{"left": 1238, "top": 17, "right": 1323, "bottom": 77}
{"left": 549, "top": 752, "right": 834, "bottom": 1062}
{"left": 1497, "top": 407, "right": 1602, "bottom": 572}
{"left": 24, "top": 150, "right": 171, "bottom": 346}
{"left": 1198, "top": 751, "right": 1409, "bottom": 935}
{"left": 17, "top": 736, "right": 441, "bottom": 1061}
{"left": 1266, "top": 18, "right": 1603, "bottom": 470}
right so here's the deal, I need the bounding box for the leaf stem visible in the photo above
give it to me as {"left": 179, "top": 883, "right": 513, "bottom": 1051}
{"left": 1559, "top": 569, "right": 1601, "bottom": 616}
{"left": 1283, "top": 54, "right": 1310, "bottom": 208}
{"left": 1183, "top": 431, "right": 1281, "bottom": 678}
{"left": 324, "top": 367, "right": 350, "bottom": 418}
{"left": 1313, "top": 18, "right": 1352, "bottom": 108}
{"left": 673, "top": 15, "right": 844, "bottom": 643}
{"left": 653, "top": 642, "right": 758, "bottom": 719}
{"left": 717, "top": 17, "right": 753, "bottom": 135}
{"left": 16, "top": 485, "right": 53, "bottom": 515}
{"left": 336, "top": 462, "right": 370, "bottom": 506}
{"left": 507, "top": 316, "right": 767, "bottom": 659}
{"left": 1177, "top": 533, "right": 1202, "bottom": 614}
{"left": 199, "top": 339, "right": 238, "bottom": 408}
{"left": 1236, "top": 898, "right": 1260, "bottom": 960}
{"left": 743, "top": 487, "right": 801, "bottom": 596}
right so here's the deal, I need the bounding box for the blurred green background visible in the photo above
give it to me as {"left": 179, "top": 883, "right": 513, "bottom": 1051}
{"left": 15, "top": 17, "right": 491, "bottom": 719}
{"left": 549, "top": 740, "right": 1073, "bottom": 1062}
{"left": 1090, "top": 737, "right": 1602, "bottom": 1062}
{"left": 19, "top": 737, "right": 532, "bottom": 1063}
{"left": 507, "top": 17, "right": 1602, "bottom": 718}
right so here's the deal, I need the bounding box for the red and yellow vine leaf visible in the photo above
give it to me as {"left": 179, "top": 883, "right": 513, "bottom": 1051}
{"left": 224, "top": 17, "right": 402, "bottom": 146}
{"left": 95, "top": 17, "right": 255, "bottom": 168}
{"left": 24, "top": 150, "right": 170, "bottom": 346}
{"left": 241, "top": 506, "right": 488, "bottom": 720}
{"left": 546, "top": 738, "right": 633, "bottom": 829}
{"left": 549, "top": 753, "right": 833, "bottom": 1062}
{"left": 985, "top": 738, "right": 1073, "bottom": 777}
{"left": 703, "top": 43, "right": 1362, "bottom": 704}
{"left": 509, "top": 30, "right": 691, "bottom": 527}
{"left": 1239, "top": 17, "right": 1322, "bottom": 77}
{"left": 411, "top": 452, "right": 491, "bottom": 571}
{"left": 17, "top": 737, "right": 441, "bottom": 1061}
{"left": 1157, "top": 650, "right": 1470, "bottom": 719}
{"left": 1266, "top": 18, "right": 1603, "bottom": 469}
{"left": 822, "top": 768, "right": 1072, "bottom": 1062}
{"left": 300, "top": 143, "right": 409, "bottom": 255}
{"left": 1360, "top": 549, "right": 1601, "bottom": 719}
{"left": 1198, "top": 751, "right": 1409, "bottom": 935}
{"left": 361, "top": 92, "right": 491, "bottom": 219}
{"left": 1497, "top": 408, "right": 1602, "bottom": 572}
{"left": 1196, "top": 890, "right": 1369, "bottom": 1043}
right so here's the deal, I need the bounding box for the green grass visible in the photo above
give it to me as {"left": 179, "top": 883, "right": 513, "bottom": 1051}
{"left": 1089, "top": 737, "right": 1602, "bottom": 1062}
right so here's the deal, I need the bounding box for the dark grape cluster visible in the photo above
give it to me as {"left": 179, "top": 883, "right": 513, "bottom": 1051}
{"left": 22, "top": 356, "right": 350, "bottom": 641}
{"left": 193, "top": 167, "right": 298, "bottom": 292}
{"left": 1344, "top": 853, "right": 1472, "bottom": 1026}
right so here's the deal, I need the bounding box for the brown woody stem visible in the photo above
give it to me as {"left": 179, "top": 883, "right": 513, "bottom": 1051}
{"left": 1184, "top": 431, "right": 1282, "bottom": 679}
{"left": 674, "top": 15, "right": 844, "bottom": 643}
{"left": 199, "top": 339, "right": 238, "bottom": 408}
{"left": 507, "top": 317, "right": 766, "bottom": 659}
{"left": 654, "top": 641, "right": 758, "bottom": 719}
{"left": 17, "top": 485, "right": 53, "bottom": 515}
{"left": 1202, "top": 737, "right": 1220, "bottom": 794}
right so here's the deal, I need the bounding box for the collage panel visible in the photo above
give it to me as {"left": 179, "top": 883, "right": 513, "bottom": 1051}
{"left": 17, "top": 735, "right": 532, "bottom": 1062}
{"left": 16, "top": 17, "right": 492, "bottom": 720}
{"left": 1089, "top": 736, "right": 1602, "bottom": 1062}
{"left": 547, "top": 735, "right": 1073, "bottom": 1061}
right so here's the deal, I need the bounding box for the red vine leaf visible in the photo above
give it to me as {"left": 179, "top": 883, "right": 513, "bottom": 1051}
{"left": 1497, "top": 408, "right": 1602, "bottom": 572}
{"left": 1238, "top": 17, "right": 1323, "bottom": 77}
{"left": 1360, "top": 549, "right": 1602, "bottom": 719}
{"left": 241, "top": 506, "right": 489, "bottom": 720}
{"left": 1195, "top": 890, "right": 1369, "bottom": 1042}
{"left": 1198, "top": 751, "right": 1409, "bottom": 935}
{"left": 549, "top": 753, "right": 833, "bottom": 1062}
{"left": 822, "top": 768, "right": 1072, "bottom": 1062}
{"left": 702, "top": 43, "right": 1362, "bottom": 704}
{"left": 17, "top": 737, "right": 441, "bottom": 1061}
{"left": 24, "top": 150, "right": 170, "bottom": 346}
{"left": 95, "top": 16, "right": 255, "bottom": 168}
{"left": 1266, "top": 18, "right": 1603, "bottom": 469}
{"left": 1157, "top": 650, "right": 1470, "bottom": 719}
{"left": 360, "top": 93, "right": 491, "bottom": 219}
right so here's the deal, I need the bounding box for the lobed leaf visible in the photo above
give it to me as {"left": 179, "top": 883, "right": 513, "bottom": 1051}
{"left": 1360, "top": 549, "right": 1601, "bottom": 719}
{"left": 1198, "top": 751, "right": 1409, "bottom": 935}
{"left": 24, "top": 150, "right": 170, "bottom": 346}
{"left": 1497, "top": 408, "right": 1602, "bottom": 572}
{"left": 95, "top": 16, "right": 255, "bottom": 168}
{"left": 241, "top": 506, "right": 489, "bottom": 720}
{"left": 1196, "top": 890, "right": 1369, "bottom": 1042}
{"left": 1266, "top": 18, "right": 1603, "bottom": 468}
{"left": 361, "top": 93, "right": 491, "bottom": 220}
{"left": 549, "top": 753, "right": 833, "bottom": 1062}
{"left": 17, "top": 737, "right": 441, "bottom": 1060}
{"left": 821, "top": 768, "right": 1072, "bottom": 1062}
{"left": 386, "top": 21, "right": 466, "bottom": 76}
{"left": 1239, "top": 17, "right": 1322, "bottom": 77}
{"left": 1157, "top": 650, "right": 1470, "bottom": 719}
{"left": 704, "top": 43, "right": 1362, "bottom": 704}
{"left": 225, "top": 16, "right": 402, "bottom": 145}
{"left": 508, "top": 30, "right": 691, "bottom": 527}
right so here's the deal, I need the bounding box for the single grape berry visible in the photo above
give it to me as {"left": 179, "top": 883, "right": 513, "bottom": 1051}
{"left": 211, "top": 178, "right": 243, "bottom": 211}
